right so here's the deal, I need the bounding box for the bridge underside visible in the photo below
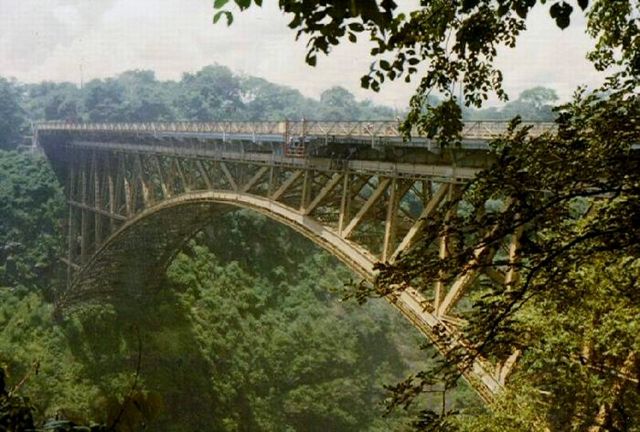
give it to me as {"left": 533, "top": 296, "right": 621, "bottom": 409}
{"left": 62, "top": 192, "right": 382, "bottom": 306}
{"left": 60, "top": 199, "right": 222, "bottom": 304}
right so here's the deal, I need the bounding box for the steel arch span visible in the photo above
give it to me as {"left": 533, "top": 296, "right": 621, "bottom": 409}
{"left": 60, "top": 190, "right": 502, "bottom": 404}
{"left": 37, "top": 121, "right": 545, "bottom": 403}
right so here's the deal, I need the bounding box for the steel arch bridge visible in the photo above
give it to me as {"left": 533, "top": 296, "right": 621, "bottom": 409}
{"left": 36, "top": 119, "right": 554, "bottom": 404}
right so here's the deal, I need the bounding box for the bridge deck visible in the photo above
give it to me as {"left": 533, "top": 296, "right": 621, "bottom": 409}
{"left": 36, "top": 120, "right": 556, "bottom": 182}
{"left": 36, "top": 120, "right": 556, "bottom": 147}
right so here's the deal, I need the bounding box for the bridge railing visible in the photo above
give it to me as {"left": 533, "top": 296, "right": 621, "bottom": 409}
{"left": 35, "top": 120, "right": 556, "bottom": 141}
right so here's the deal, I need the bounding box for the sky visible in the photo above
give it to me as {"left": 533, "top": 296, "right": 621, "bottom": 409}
{"left": 0, "top": 0, "right": 606, "bottom": 109}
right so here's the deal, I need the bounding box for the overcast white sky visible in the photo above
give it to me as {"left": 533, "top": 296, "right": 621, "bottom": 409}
{"left": 0, "top": 0, "right": 605, "bottom": 108}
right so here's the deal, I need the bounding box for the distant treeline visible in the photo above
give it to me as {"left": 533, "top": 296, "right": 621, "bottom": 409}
{"left": 0, "top": 65, "right": 558, "bottom": 150}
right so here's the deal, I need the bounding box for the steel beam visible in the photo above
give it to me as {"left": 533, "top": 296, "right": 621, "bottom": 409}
{"left": 80, "top": 158, "right": 89, "bottom": 263}
{"left": 68, "top": 200, "right": 127, "bottom": 221}
{"left": 304, "top": 172, "right": 342, "bottom": 215}
{"left": 241, "top": 166, "right": 269, "bottom": 193}
{"left": 391, "top": 183, "right": 449, "bottom": 260}
{"left": 271, "top": 170, "right": 303, "bottom": 201}
{"left": 38, "top": 122, "right": 536, "bottom": 405}
{"left": 342, "top": 178, "right": 391, "bottom": 239}
{"left": 220, "top": 162, "right": 238, "bottom": 191}
{"left": 195, "top": 159, "right": 213, "bottom": 190}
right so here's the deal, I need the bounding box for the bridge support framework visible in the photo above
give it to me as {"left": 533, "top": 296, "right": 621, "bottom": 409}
{"left": 37, "top": 121, "right": 539, "bottom": 403}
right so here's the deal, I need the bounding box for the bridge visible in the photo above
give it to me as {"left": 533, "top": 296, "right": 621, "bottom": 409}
{"left": 36, "top": 120, "right": 555, "bottom": 404}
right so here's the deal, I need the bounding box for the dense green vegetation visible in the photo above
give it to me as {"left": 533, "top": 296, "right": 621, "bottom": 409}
{"left": 0, "top": 148, "right": 429, "bottom": 430}
{"left": 0, "top": 78, "right": 27, "bottom": 151}
{"left": 0, "top": 151, "right": 64, "bottom": 295}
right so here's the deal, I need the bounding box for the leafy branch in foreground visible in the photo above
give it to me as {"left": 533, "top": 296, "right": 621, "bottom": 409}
{"left": 373, "top": 80, "right": 640, "bottom": 429}
{"left": 212, "top": 1, "right": 637, "bottom": 143}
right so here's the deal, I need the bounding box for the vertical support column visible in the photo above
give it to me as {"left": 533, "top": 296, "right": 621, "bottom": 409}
{"left": 299, "top": 169, "right": 311, "bottom": 212}
{"left": 121, "top": 154, "right": 133, "bottom": 216}
{"left": 338, "top": 173, "right": 351, "bottom": 235}
{"left": 267, "top": 166, "right": 275, "bottom": 197}
{"left": 66, "top": 163, "right": 77, "bottom": 288}
{"left": 382, "top": 178, "right": 399, "bottom": 262}
{"left": 135, "top": 153, "right": 151, "bottom": 208}
{"left": 434, "top": 183, "right": 454, "bottom": 313}
{"left": 422, "top": 180, "right": 432, "bottom": 206}
{"left": 107, "top": 155, "right": 116, "bottom": 233}
{"left": 80, "top": 155, "right": 89, "bottom": 264}
{"left": 505, "top": 222, "right": 523, "bottom": 287}
{"left": 161, "top": 157, "right": 176, "bottom": 198}
{"left": 495, "top": 217, "right": 525, "bottom": 385}
{"left": 175, "top": 159, "right": 191, "bottom": 192}
{"left": 154, "top": 156, "right": 170, "bottom": 198}
{"left": 93, "top": 151, "right": 102, "bottom": 247}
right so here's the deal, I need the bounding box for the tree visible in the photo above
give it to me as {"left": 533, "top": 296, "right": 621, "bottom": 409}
{"left": 375, "top": 90, "right": 640, "bottom": 430}
{"left": 214, "top": 1, "right": 640, "bottom": 430}
{"left": 83, "top": 78, "right": 129, "bottom": 122}
{"left": 174, "top": 65, "right": 246, "bottom": 121}
{"left": 0, "top": 151, "right": 64, "bottom": 296}
{"left": 467, "top": 86, "right": 559, "bottom": 121}
{"left": 0, "top": 78, "right": 26, "bottom": 150}
{"left": 518, "top": 86, "right": 558, "bottom": 110}
{"left": 24, "top": 82, "right": 81, "bottom": 122}
{"left": 505, "top": 86, "right": 558, "bottom": 120}
{"left": 115, "top": 70, "right": 176, "bottom": 122}
{"left": 318, "top": 86, "right": 360, "bottom": 120}
{"left": 240, "top": 76, "right": 318, "bottom": 120}
{"left": 316, "top": 86, "right": 396, "bottom": 120}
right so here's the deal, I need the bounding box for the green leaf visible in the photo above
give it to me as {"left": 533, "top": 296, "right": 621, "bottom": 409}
{"left": 213, "top": 10, "right": 234, "bottom": 25}
{"left": 213, "top": 0, "right": 229, "bottom": 9}
{"left": 348, "top": 32, "right": 357, "bottom": 43}
{"left": 306, "top": 53, "right": 317, "bottom": 66}
{"left": 514, "top": 3, "right": 529, "bottom": 19}
{"left": 380, "top": 60, "right": 391, "bottom": 71}
{"left": 577, "top": 0, "right": 588, "bottom": 10}
{"left": 235, "top": 0, "right": 250, "bottom": 10}
{"left": 549, "top": 1, "right": 573, "bottom": 30}
{"left": 461, "top": 0, "right": 480, "bottom": 12}
{"left": 348, "top": 22, "right": 365, "bottom": 32}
